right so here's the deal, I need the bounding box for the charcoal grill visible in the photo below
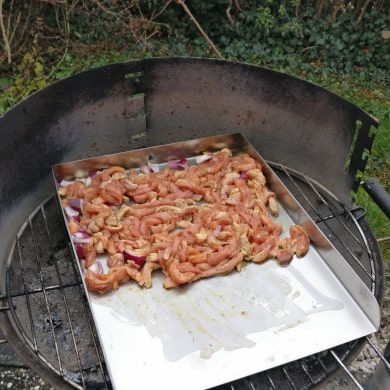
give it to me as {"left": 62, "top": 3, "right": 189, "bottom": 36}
{"left": 0, "top": 57, "right": 387, "bottom": 389}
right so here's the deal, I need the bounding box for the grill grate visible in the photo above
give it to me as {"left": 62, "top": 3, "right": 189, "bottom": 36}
{"left": 5, "top": 197, "right": 111, "bottom": 389}
{"left": 1, "top": 163, "right": 385, "bottom": 389}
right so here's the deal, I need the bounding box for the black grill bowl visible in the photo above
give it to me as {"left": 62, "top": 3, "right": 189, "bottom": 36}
{"left": 0, "top": 58, "right": 384, "bottom": 389}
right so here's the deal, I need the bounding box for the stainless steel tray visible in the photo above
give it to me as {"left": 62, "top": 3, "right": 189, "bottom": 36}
{"left": 53, "top": 133, "right": 380, "bottom": 390}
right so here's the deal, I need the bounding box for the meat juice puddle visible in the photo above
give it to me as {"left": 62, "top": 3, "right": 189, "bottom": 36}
{"left": 90, "top": 256, "right": 343, "bottom": 362}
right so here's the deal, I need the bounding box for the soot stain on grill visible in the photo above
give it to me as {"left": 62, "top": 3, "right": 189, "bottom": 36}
{"left": 53, "top": 238, "right": 68, "bottom": 253}
{"left": 45, "top": 254, "right": 55, "bottom": 266}
{"left": 41, "top": 313, "right": 62, "bottom": 332}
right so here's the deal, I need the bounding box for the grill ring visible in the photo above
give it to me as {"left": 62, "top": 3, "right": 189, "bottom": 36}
{"left": 1, "top": 164, "right": 384, "bottom": 390}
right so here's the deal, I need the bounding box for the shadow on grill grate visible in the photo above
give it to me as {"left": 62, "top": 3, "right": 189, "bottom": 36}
{"left": 2, "top": 163, "right": 384, "bottom": 389}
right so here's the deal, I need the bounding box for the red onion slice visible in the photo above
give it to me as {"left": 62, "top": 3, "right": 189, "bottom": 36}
{"left": 68, "top": 198, "right": 82, "bottom": 212}
{"left": 71, "top": 215, "right": 81, "bottom": 223}
{"left": 89, "top": 170, "right": 98, "bottom": 179}
{"left": 195, "top": 154, "right": 212, "bottom": 164}
{"left": 148, "top": 161, "right": 160, "bottom": 173}
{"left": 72, "top": 231, "right": 93, "bottom": 244}
{"left": 80, "top": 259, "right": 86, "bottom": 272}
{"left": 123, "top": 249, "right": 145, "bottom": 266}
{"left": 64, "top": 206, "right": 79, "bottom": 218}
{"left": 167, "top": 158, "right": 189, "bottom": 170}
{"left": 213, "top": 224, "right": 222, "bottom": 237}
{"left": 240, "top": 172, "right": 249, "bottom": 180}
{"left": 59, "top": 179, "right": 74, "bottom": 187}
{"left": 88, "top": 261, "right": 103, "bottom": 274}
{"left": 140, "top": 164, "right": 153, "bottom": 174}
{"left": 75, "top": 243, "right": 84, "bottom": 260}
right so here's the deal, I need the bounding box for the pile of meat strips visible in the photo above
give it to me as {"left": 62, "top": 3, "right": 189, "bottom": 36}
{"left": 58, "top": 148, "right": 310, "bottom": 294}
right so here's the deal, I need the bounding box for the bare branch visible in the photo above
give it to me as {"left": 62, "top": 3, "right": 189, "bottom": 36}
{"left": 329, "top": 0, "right": 344, "bottom": 24}
{"left": 92, "top": 0, "right": 118, "bottom": 18}
{"left": 226, "top": 0, "right": 234, "bottom": 24}
{"left": 150, "top": 0, "right": 174, "bottom": 22}
{"left": 175, "top": 0, "right": 224, "bottom": 59}
{"left": 36, "top": 0, "right": 66, "bottom": 4}
{"left": 226, "top": 0, "right": 244, "bottom": 24}
{"left": 234, "top": 0, "right": 243, "bottom": 12}
{"left": 315, "top": 0, "right": 327, "bottom": 17}
{"left": 357, "top": 0, "right": 372, "bottom": 25}
{"left": 0, "top": 0, "right": 11, "bottom": 63}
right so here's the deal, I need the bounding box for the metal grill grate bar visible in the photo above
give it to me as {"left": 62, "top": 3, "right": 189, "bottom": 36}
{"left": 366, "top": 337, "right": 390, "bottom": 371}
{"left": 30, "top": 215, "right": 64, "bottom": 374}
{"left": 63, "top": 241, "right": 111, "bottom": 389}
{"left": 265, "top": 374, "right": 277, "bottom": 389}
{"left": 330, "top": 349, "right": 364, "bottom": 390}
{"left": 40, "top": 203, "right": 88, "bottom": 388}
{"left": 12, "top": 233, "right": 40, "bottom": 353}
{"left": 6, "top": 197, "right": 111, "bottom": 389}
{"left": 271, "top": 163, "right": 377, "bottom": 286}
{"left": 7, "top": 282, "right": 82, "bottom": 299}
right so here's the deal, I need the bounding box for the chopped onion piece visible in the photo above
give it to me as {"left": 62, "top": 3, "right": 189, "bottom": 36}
{"left": 59, "top": 179, "right": 74, "bottom": 187}
{"left": 213, "top": 224, "right": 222, "bottom": 237}
{"left": 140, "top": 165, "right": 153, "bottom": 174}
{"left": 123, "top": 249, "right": 145, "bottom": 266}
{"left": 64, "top": 205, "right": 79, "bottom": 218}
{"left": 75, "top": 243, "right": 84, "bottom": 260}
{"left": 68, "top": 198, "right": 82, "bottom": 212}
{"left": 80, "top": 259, "right": 86, "bottom": 272}
{"left": 240, "top": 172, "right": 249, "bottom": 180}
{"left": 71, "top": 215, "right": 81, "bottom": 223}
{"left": 72, "top": 231, "right": 93, "bottom": 244}
{"left": 168, "top": 158, "right": 188, "bottom": 170}
{"left": 75, "top": 169, "right": 89, "bottom": 179}
{"left": 148, "top": 161, "right": 160, "bottom": 173}
{"left": 89, "top": 170, "right": 98, "bottom": 179}
{"left": 89, "top": 261, "right": 103, "bottom": 275}
{"left": 195, "top": 154, "right": 212, "bottom": 164}
{"left": 74, "top": 231, "right": 91, "bottom": 238}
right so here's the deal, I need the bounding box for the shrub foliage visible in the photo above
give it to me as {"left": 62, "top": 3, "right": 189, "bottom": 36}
{"left": 0, "top": 0, "right": 389, "bottom": 113}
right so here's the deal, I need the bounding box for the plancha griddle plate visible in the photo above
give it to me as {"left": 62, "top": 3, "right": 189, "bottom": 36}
{"left": 53, "top": 133, "right": 380, "bottom": 390}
